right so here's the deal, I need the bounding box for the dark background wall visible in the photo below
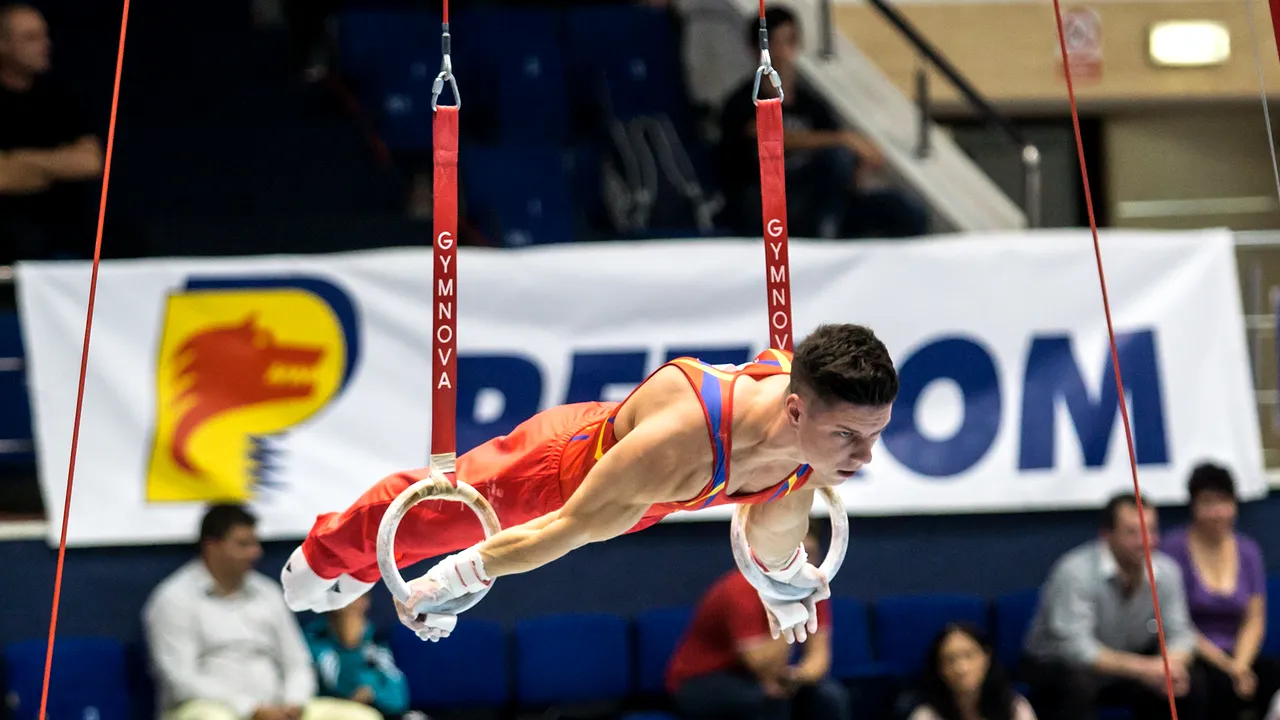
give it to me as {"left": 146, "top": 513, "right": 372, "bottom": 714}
{"left": 5, "top": 492, "right": 1280, "bottom": 649}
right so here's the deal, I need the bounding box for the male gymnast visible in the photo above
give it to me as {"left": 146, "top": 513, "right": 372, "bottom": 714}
{"left": 282, "top": 323, "right": 898, "bottom": 644}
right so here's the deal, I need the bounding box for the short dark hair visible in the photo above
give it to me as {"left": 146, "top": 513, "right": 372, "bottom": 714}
{"left": 1188, "top": 462, "right": 1236, "bottom": 503}
{"left": 790, "top": 323, "right": 898, "bottom": 407}
{"left": 199, "top": 504, "right": 257, "bottom": 543}
{"left": 747, "top": 4, "right": 799, "bottom": 47}
{"left": 1100, "top": 492, "right": 1142, "bottom": 530}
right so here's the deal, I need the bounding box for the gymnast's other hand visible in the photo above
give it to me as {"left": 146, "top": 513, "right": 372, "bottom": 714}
{"left": 393, "top": 581, "right": 456, "bottom": 642}
{"left": 758, "top": 564, "right": 830, "bottom": 644}
{"left": 394, "top": 546, "right": 491, "bottom": 642}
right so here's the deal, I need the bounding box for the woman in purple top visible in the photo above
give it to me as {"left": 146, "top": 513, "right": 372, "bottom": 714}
{"left": 1163, "top": 463, "right": 1278, "bottom": 720}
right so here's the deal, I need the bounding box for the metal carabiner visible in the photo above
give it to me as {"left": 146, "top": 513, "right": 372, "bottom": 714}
{"left": 751, "top": 49, "right": 784, "bottom": 106}
{"left": 751, "top": 23, "right": 784, "bottom": 106}
{"left": 432, "top": 27, "right": 461, "bottom": 111}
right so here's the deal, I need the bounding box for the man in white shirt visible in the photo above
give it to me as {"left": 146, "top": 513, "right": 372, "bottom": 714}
{"left": 143, "top": 505, "right": 382, "bottom": 720}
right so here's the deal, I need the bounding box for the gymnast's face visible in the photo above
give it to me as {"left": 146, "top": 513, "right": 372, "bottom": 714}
{"left": 787, "top": 393, "right": 892, "bottom": 483}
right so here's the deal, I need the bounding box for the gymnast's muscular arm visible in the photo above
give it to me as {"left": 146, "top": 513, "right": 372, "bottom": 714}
{"left": 744, "top": 487, "right": 814, "bottom": 568}
{"left": 472, "top": 400, "right": 711, "bottom": 579}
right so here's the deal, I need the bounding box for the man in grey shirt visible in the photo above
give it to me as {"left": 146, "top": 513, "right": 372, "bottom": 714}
{"left": 1021, "top": 493, "right": 1206, "bottom": 720}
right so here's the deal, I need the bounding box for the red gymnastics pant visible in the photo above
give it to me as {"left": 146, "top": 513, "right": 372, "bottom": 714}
{"left": 300, "top": 401, "right": 618, "bottom": 583}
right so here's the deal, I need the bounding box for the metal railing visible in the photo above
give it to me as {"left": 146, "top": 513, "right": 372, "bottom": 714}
{"left": 1209, "top": 232, "right": 1280, "bottom": 474}
{"left": 0, "top": 269, "right": 31, "bottom": 458}
{"left": 816, "top": 0, "right": 1041, "bottom": 228}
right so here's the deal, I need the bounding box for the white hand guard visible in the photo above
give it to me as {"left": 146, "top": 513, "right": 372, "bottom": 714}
{"left": 752, "top": 545, "right": 831, "bottom": 644}
{"left": 395, "top": 546, "right": 491, "bottom": 642}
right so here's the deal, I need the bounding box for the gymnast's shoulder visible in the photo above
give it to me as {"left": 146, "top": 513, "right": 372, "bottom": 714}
{"left": 612, "top": 364, "right": 716, "bottom": 435}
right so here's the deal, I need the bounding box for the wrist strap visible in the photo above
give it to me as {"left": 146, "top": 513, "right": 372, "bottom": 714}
{"left": 445, "top": 546, "right": 491, "bottom": 594}
{"left": 751, "top": 544, "right": 806, "bottom": 583}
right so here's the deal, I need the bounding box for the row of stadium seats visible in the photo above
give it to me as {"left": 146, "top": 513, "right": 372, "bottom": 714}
{"left": 336, "top": 4, "right": 720, "bottom": 244}
{"left": 16, "top": 584, "right": 1256, "bottom": 720}
{"left": 337, "top": 4, "right": 691, "bottom": 149}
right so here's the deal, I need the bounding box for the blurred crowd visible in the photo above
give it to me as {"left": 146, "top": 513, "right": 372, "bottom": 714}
{"left": 7, "top": 3, "right": 1268, "bottom": 720}
{"left": 98, "top": 463, "right": 1277, "bottom": 720}
{"left": 0, "top": 0, "right": 929, "bottom": 266}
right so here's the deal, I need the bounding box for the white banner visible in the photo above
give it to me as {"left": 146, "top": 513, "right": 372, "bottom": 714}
{"left": 16, "top": 229, "right": 1265, "bottom": 547}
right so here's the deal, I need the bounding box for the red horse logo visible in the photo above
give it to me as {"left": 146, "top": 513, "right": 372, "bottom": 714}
{"left": 170, "top": 314, "right": 324, "bottom": 475}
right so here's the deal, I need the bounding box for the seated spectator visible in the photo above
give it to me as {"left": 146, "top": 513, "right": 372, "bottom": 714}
{"left": 1162, "top": 463, "right": 1279, "bottom": 720}
{"left": 909, "top": 623, "right": 1036, "bottom": 720}
{"left": 1020, "top": 492, "right": 1206, "bottom": 720}
{"left": 716, "top": 5, "right": 927, "bottom": 240}
{"left": 0, "top": 3, "right": 103, "bottom": 263}
{"left": 281, "top": 0, "right": 338, "bottom": 83}
{"left": 143, "top": 504, "right": 381, "bottom": 720}
{"left": 305, "top": 594, "right": 410, "bottom": 719}
{"left": 665, "top": 529, "right": 849, "bottom": 720}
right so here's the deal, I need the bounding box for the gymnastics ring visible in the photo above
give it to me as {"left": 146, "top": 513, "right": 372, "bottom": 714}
{"left": 730, "top": 486, "right": 849, "bottom": 601}
{"left": 376, "top": 466, "right": 502, "bottom": 615}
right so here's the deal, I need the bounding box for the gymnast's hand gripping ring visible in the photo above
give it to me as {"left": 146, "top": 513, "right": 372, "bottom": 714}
{"left": 376, "top": 465, "right": 501, "bottom": 615}
{"left": 730, "top": 486, "right": 849, "bottom": 601}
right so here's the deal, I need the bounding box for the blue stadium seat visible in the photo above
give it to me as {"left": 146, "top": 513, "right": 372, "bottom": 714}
{"left": 871, "top": 593, "right": 988, "bottom": 677}
{"left": 460, "top": 145, "right": 576, "bottom": 247}
{"left": 462, "top": 8, "right": 568, "bottom": 145}
{"left": 513, "top": 612, "right": 631, "bottom": 706}
{"left": 1263, "top": 576, "right": 1280, "bottom": 657}
{"left": 3, "top": 637, "right": 133, "bottom": 720}
{"left": 337, "top": 9, "right": 436, "bottom": 90}
{"left": 828, "top": 596, "right": 895, "bottom": 681}
{"left": 564, "top": 5, "right": 686, "bottom": 123}
{"left": 390, "top": 618, "right": 510, "bottom": 709}
{"left": 337, "top": 9, "right": 439, "bottom": 150}
{"left": 125, "top": 641, "right": 156, "bottom": 720}
{"left": 633, "top": 605, "right": 693, "bottom": 696}
{"left": 993, "top": 588, "right": 1039, "bottom": 668}
{"left": 0, "top": 310, "right": 33, "bottom": 465}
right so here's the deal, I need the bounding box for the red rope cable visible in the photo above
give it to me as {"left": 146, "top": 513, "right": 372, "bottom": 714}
{"left": 1049, "top": 2, "right": 1178, "bottom": 717}
{"left": 37, "top": 0, "right": 128, "bottom": 715}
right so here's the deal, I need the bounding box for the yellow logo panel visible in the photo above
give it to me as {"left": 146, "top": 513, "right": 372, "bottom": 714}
{"left": 145, "top": 277, "right": 358, "bottom": 503}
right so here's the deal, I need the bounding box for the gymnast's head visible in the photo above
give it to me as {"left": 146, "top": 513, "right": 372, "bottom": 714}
{"left": 786, "top": 323, "right": 898, "bottom": 482}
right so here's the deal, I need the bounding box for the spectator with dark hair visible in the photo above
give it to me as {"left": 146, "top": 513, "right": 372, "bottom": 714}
{"left": 143, "top": 504, "right": 381, "bottom": 720}
{"left": 0, "top": 2, "right": 104, "bottom": 263}
{"left": 304, "top": 594, "right": 411, "bottom": 719}
{"left": 1162, "top": 463, "right": 1278, "bottom": 720}
{"left": 910, "top": 623, "right": 1036, "bottom": 720}
{"left": 665, "top": 529, "right": 848, "bottom": 720}
{"left": 716, "top": 4, "right": 927, "bottom": 240}
{"left": 281, "top": 0, "right": 339, "bottom": 83}
{"left": 1020, "top": 493, "right": 1205, "bottom": 720}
